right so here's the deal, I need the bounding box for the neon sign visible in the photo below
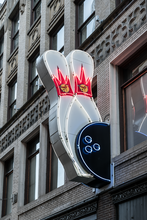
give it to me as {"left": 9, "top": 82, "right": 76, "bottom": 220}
{"left": 36, "top": 50, "right": 111, "bottom": 188}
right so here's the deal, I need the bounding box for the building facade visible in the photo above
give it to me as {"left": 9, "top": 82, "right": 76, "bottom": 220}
{"left": 0, "top": 0, "right": 147, "bottom": 219}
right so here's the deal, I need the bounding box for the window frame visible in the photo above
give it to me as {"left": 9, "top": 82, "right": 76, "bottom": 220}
{"left": 25, "top": 135, "right": 40, "bottom": 204}
{"left": 31, "top": 0, "right": 41, "bottom": 25}
{"left": 2, "top": 156, "right": 14, "bottom": 217}
{"left": 11, "top": 12, "right": 19, "bottom": 53}
{"left": 7, "top": 77, "right": 17, "bottom": 121}
{"left": 75, "top": 0, "right": 95, "bottom": 47}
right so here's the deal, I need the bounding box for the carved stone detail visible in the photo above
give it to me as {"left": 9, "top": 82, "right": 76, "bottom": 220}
{"left": 0, "top": 95, "right": 50, "bottom": 153}
{"left": 50, "top": 0, "right": 64, "bottom": 20}
{"left": 7, "top": 49, "right": 18, "bottom": 84}
{"left": 28, "top": 19, "right": 41, "bottom": 58}
{"left": 20, "top": 3, "right": 26, "bottom": 15}
{"left": 11, "top": 57, "right": 17, "bottom": 70}
{"left": 31, "top": 28, "right": 39, "bottom": 43}
{"left": 112, "top": 182, "right": 147, "bottom": 204}
{"left": 90, "top": 0, "right": 146, "bottom": 67}
{"left": 53, "top": 202, "right": 97, "bottom": 220}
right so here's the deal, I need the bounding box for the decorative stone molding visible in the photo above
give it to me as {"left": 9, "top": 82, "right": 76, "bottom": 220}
{"left": 27, "top": 17, "right": 41, "bottom": 59}
{"left": 89, "top": 0, "right": 146, "bottom": 67}
{"left": 20, "top": 3, "right": 26, "bottom": 15}
{"left": 0, "top": 95, "right": 49, "bottom": 153}
{"left": 112, "top": 182, "right": 147, "bottom": 204}
{"left": 7, "top": 48, "right": 18, "bottom": 84}
{"left": 52, "top": 202, "right": 97, "bottom": 220}
{"left": 49, "top": 0, "right": 64, "bottom": 21}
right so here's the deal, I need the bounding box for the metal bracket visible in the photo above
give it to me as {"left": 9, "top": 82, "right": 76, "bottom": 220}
{"left": 92, "top": 163, "right": 114, "bottom": 194}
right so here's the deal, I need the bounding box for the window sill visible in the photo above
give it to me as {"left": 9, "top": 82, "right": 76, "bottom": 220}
{"left": 112, "top": 139, "right": 147, "bottom": 167}
{"left": 7, "top": 47, "right": 18, "bottom": 63}
{"left": 27, "top": 15, "right": 41, "bottom": 36}
{"left": 18, "top": 182, "right": 80, "bottom": 215}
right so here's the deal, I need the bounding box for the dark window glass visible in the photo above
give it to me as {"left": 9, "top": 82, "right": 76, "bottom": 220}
{"left": 29, "top": 56, "right": 40, "bottom": 97}
{"left": 2, "top": 157, "right": 14, "bottom": 217}
{"left": 31, "top": 0, "right": 41, "bottom": 24}
{"left": 25, "top": 136, "right": 40, "bottom": 204}
{"left": 11, "top": 12, "right": 19, "bottom": 52}
{"left": 0, "top": 36, "right": 4, "bottom": 69}
{"left": 8, "top": 81, "right": 17, "bottom": 119}
{"left": 52, "top": 25, "right": 64, "bottom": 54}
{"left": 77, "top": 0, "right": 95, "bottom": 46}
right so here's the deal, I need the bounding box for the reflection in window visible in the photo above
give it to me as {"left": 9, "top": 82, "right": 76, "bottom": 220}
{"left": 26, "top": 136, "right": 40, "bottom": 203}
{"left": 9, "top": 81, "right": 17, "bottom": 119}
{"left": 52, "top": 26, "right": 64, "bottom": 53}
{"left": 30, "top": 56, "right": 40, "bottom": 97}
{"left": 78, "top": 0, "right": 95, "bottom": 45}
{"left": 125, "top": 73, "right": 147, "bottom": 149}
{"left": 2, "top": 157, "right": 14, "bottom": 217}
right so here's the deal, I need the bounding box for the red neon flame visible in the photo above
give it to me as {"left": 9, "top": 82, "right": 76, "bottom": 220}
{"left": 53, "top": 67, "right": 74, "bottom": 96}
{"left": 74, "top": 65, "right": 92, "bottom": 97}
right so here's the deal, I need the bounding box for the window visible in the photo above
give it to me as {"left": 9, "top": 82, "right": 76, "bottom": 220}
{"left": 29, "top": 55, "right": 40, "bottom": 98}
{"left": 2, "top": 157, "right": 14, "bottom": 217}
{"left": 8, "top": 80, "right": 17, "bottom": 120}
{"left": 25, "top": 136, "right": 40, "bottom": 204}
{"left": 11, "top": 12, "right": 19, "bottom": 52}
{"left": 31, "top": 0, "right": 41, "bottom": 24}
{"left": 51, "top": 25, "right": 64, "bottom": 54}
{"left": 119, "top": 45, "right": 147, "bottom": 151}
{"left": 122, "top": 69, "right": 147, "bottom": 150}
{"left": 46, "top": 126, "right": 64, "bottom": 193}
{"left": 76, "top": 0, "right": 95, "bottom": 46}
{"left": 0, "top": 35, "right": 4, "bottom": 69}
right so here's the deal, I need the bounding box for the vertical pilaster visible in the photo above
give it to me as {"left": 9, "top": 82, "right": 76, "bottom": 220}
{"left": 17, "top": 0, "right": 31, "bottom": 109}
{"left": 18, "top": 141, "right": 26, "bottom": 207}
{"left": 0, "top": 19, "right": 11, "bottom": 126}
{"left": 64, "top": 0, "right": 76, "bottom": 56}
{"left": 40, "top": 0, "right": 49, "bottom": 55}
{"left": 109, "top": 63, "right": 120, "bottom": 158}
